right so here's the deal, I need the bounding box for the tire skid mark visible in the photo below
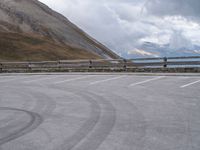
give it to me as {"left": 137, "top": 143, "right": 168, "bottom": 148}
{"left": 1, "top": 85, "right": 57, "bottom": 119}
{"left": 1, "top": 85, "right": 58, "bottom": 148}
{"left": 1, "top": 83, "right": 58, "bottom": 120}
{"left": 30, "top": 91, "right": 57, "bottom": 118}
{"left": 0, "top": 107, "right": 43, "bottom": 146}
{"left": 73, "top": 91, "right": 116, "bottom": 150}
{"left": 0, "top": 89, "right": 36, "bottom": 126}
{"left": 0, "top": 84, "right": 56, "bottom": 148}
{"left": 55, "top": 89, "right": 101, "bottom": 150}
{"left": 23, "top": 85, "right": 97, "bottom": 146}
{"left": 19, "top": 87, "right": 57, "bottom": 118}
{"left": 53, "top": 86, "right": 116, "bottom": 150}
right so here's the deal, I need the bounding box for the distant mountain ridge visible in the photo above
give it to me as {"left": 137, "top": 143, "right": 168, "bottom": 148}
{"left": 126, "top": 41, "right": 200, "bottom": 58}
{"left": 0, "top": 0, "right": 119, "bottom": 61}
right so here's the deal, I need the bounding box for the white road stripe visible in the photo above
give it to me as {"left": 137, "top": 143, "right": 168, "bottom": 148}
{"left": 90, "top": 76, "right": 126, "bottom": 85}
{"left": 0, "top": 76, "right": 37, "bottom": 83}
{"left": 24, "top": 76, "right": 62, "bottom": 83}
{"left": 129, "top": 76, "right": 165, "bottom": 87}
{"left": 181, "top": 79, "right": 200, "bottom": 88}
{"left": 0, "top": 76, "right": 14, "bottom": 79}
{"left": 54, "top": 76, "right": 90, "bottom": 84}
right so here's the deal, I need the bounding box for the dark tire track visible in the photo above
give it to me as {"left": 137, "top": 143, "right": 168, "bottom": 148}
{"left": 52, "top": 86, "right": 116, "bottom": 150}
{"left": 55, "top": 89, "right": 101, "bottom": 150}
{"left": 73, "top": 91, "right": 116, "bottom": 150}
{"left": 1, "top": 78, "right": 116, "bottom": 150}
{"left": 5, "top": 84, "right": 102, "bottom": 150}
{"left": 9, "top": 85, "right": 57, "bottom": 118}
{"left": 0, "top": 107, "right": 43, "bottom": 146}
{"left": 28, "top": 90, "right": 57, "bottom": 118}
{"left": 0, "top": 85, "right": 58, "bottom": 148}
{"left": 0, "top": 89, "right": 36, "bottom": 125}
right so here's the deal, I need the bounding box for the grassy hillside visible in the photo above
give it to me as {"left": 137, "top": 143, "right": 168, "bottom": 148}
{"left": 0, "top": 32, "right": 100, "bottom": 61}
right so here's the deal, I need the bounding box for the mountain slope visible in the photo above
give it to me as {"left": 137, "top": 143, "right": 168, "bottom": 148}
{"left": 0, "top": 0, "right": 119, "bottom": 61}
{"left": 0, "top": 32, "right": 101, "bottom": 61}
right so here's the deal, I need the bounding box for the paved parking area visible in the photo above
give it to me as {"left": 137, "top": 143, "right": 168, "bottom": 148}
{"left": 0, "top": 73, "right": 200, "bottom": 150}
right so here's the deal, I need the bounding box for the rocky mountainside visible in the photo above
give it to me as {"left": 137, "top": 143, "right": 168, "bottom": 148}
{"left": 0, "top": 0, "right": 119, "bottom": 61}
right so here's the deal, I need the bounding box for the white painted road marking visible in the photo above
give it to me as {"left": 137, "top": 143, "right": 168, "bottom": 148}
{"left": 129, "top": 76, "right": 165, "bottom": 87}
{"left": 54, "top": 76, "right": 91, "bottom": 84}
{"left": 0, "top": 76, "right": 39, "bottom": 83}
{"left": 24, "top": 76, "right": 63, "bottom": 83}
{"left": 90, "top": 76, "right": 126, "bottom": 85}
{"left": 0, "top": 76, "right": 14, "bottom": 79}
{"left": 181, "top": 79, "right": 200, "bottom": 88}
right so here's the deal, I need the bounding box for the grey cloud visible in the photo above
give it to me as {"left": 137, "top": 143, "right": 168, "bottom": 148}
{"left": 39, "top": 0, "right": 200, "bottom": 58}
{"left": 169, "top": 30, "right": 193, "bottom": 50}
{"left": 146, "top": 0, "right": 200, "bottom": 19}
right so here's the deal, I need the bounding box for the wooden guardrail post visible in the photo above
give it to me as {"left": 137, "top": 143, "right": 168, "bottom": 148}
{"left": 163, "top": 57, "right": 168, "bottom": 68}
{"left": 89, "top": 60, "right": 92, "bottom": 69}
{"left": 28, "top": 61, "right": 32, "bottom": 71}
{"left": 0, "top": 63, "right": 2, "bottom": 72}
{"left": 57, "top": 60, "right": 61, "bottom": 69}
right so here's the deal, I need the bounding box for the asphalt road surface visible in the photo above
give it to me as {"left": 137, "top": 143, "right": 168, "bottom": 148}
{"left": 0, "top": 73, "right": 200, "bottom": 150}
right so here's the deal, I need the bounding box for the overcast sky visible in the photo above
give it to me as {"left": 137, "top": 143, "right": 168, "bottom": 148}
{"left": 39, "top": 0, "right": 200, "bottom": 57}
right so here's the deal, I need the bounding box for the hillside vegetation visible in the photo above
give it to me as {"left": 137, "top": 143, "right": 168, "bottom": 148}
{"left": 0, "top": 32, "right": 100, "bottom": 61}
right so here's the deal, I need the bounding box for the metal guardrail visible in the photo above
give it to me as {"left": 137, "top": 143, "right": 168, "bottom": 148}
{"left": 0, "top": 56, "right": 200, "bottom": 72}
{"left": 130, "top": 56, "right": 200, "bottom": 68}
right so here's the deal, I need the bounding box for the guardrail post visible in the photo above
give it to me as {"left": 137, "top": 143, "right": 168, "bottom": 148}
{"left": 28, "top": 61, "right": 32, "bottom": 71}
{"left": 163, "top": 57, "right": 167, "bottom": 68}
{"left": 123, "top": 59, "right": 127, "bottom": 71}
{"left": 89, "top": 60, "right": 92, "bottom": 69}
{"left": 58, "top": 60, "right": 61, "bottom": 69}
{"left": 0, "top": 63, "right": 2, "bottom": 73}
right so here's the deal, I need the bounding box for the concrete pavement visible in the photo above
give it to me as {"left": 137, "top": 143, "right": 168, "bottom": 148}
{"left": 0, "top": 74, "right": 200, "bottom": 150}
